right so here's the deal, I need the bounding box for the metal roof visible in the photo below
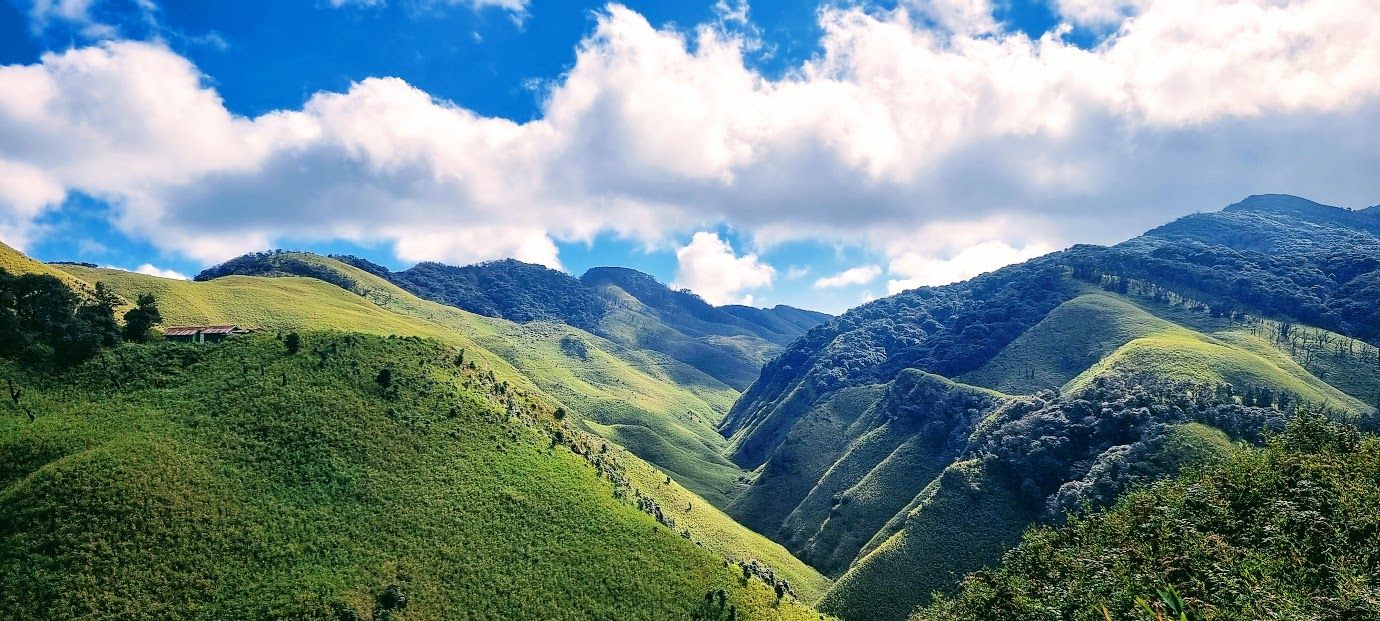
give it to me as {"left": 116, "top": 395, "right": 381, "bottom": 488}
{"left": 163, "top": 325, "right": 251, "bottom": 336}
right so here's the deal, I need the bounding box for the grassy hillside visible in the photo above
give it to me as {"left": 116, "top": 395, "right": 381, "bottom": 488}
{"left": 0, "top": 333, "right": 824, "bottom": 619}
{"left": 57, "top": 258, "right": 750, "bottom": 505}
{"left": 960, "top": 292, "right": 1192, "bottom": 394}
{"left": 913, "top": 415, "right": 1380, "bottom": 621}
{"left": 1065, "top": 332, "right": 1368, "bottom": 412}
{"left": 23, "top": 252, "right": 828, "bottom": 593}
{"left": 820, "top": 461, "right": 1038, "bottom": 621}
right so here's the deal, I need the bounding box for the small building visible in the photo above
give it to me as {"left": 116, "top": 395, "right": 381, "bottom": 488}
{"left": 163, "top": 325, "right": 255, "bottom": 343}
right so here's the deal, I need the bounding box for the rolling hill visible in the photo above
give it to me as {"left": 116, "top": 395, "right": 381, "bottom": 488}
{"left": 0, "top": 245, "right": 830, "bottom": 608}
{"left": 0, "top": 331, "right": 826, "bottom": 619}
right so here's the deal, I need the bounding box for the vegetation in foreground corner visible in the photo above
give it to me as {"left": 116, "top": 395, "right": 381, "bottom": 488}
{"left": 913, "top": 414, "right": 1380, "bottom": 621}
{"left": 0, "top": 332, "right": 826, "bottom": 620}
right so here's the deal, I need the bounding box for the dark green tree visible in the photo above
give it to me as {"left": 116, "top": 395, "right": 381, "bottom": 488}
{"left": 121, "top": 293, "right": 162, "bottom": 343}
{"left": 285, "top": 332, "right": 301, "bottom": 355}
{"left": 375, "top": 368, "right": 393, "bottom": 396}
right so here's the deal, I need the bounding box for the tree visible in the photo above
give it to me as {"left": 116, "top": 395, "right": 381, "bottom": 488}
{"left": 375, "top": 368, "right": 393, "bottom": 396}
{"left": 285, "top": 332, "right": 301, "bottom": 355}
{"left": 122, "top": 293, "right": 162, "bottom": 343}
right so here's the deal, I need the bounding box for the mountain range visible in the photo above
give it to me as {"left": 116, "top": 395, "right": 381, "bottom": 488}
{"left": 1, "top": 194, "right": 1377, "bottom": 620}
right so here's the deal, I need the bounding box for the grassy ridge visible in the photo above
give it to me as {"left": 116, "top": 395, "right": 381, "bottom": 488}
{"left": 913, "top": 416, "right": 1380, "bottom": 621}
{"left": 1065, "top": 332, "right": 1367, "bottom": 412}
{"left": 30, "top": 254, "right": 828, "bottom": 600}
{"left": 960, "top": 292, "right": 1191, "bottom": 394}
{"left": 56, "top": 259, "right": 748, "bottom": 504}
{"left": 0, "top": 334, "right": 823, "bottom": 619}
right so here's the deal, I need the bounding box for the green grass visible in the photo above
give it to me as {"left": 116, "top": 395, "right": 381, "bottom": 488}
{"left": 10, "top": 248, "right": 828, "bottom": 608}
{"left": 0, "top": 334, "right": 825, "bottom": 619}
{"left": 55, "top": 257, "right": 749, "bottom": 505}
{"left": 961, "top": 293, "right": 1192, "bottom": 394}
{"left": 776, "top": 371, "right": 1006, "bottom": 577}
{"left": 1065, "top": 332, "right": 1370, "bottom": 414}
{"left": 819, "top": 460, "right": 1039, "bottom": 621}
{"left": 912, "top": 416, "right": 1380, "bottom": 621}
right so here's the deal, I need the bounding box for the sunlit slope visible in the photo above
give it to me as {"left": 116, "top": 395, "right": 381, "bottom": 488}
{"left": 960, "top": 292, "right": 1192, "bottom": 393}
{"left": 0, "top": 333, "right": 825, "bottom": 619}
{"left": 57, "top": 258, "right": 748, "bottom": 504}
{"left": 1065, "top": 331, "right": 1367, "bottom": 412}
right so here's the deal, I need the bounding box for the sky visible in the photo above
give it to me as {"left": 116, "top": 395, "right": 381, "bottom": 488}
{"left": 0, "top": 0, "right": 1377, "bottom": 314}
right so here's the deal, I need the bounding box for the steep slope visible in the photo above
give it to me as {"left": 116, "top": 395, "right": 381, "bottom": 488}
{"left": 720, "top": 195, "right": 1380, "bottom": 620}
{"left": 912, "top": 416, "right": 1380, "bottom": 621}
{"left": 67, "top": 255, "right": 751, "bottom": 505}
{"left": 0, "top": 333, "right": 824, "bottom": 619}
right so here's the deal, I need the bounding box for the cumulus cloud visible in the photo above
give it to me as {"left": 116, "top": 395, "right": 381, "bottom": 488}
{"left": 0, "top": 0, "right": 1378, "bottom": 286}
{"left": 671, "top": 232, "right": 775, "bottom": 305}
{"left": 814, "top": 265, "right": 881, "bottom": 289}
{"left": 887, "top": 240, "right": 1054, "bottom": 293}
{"left": 132, "top": 263, "right": 189, "bottom": 280}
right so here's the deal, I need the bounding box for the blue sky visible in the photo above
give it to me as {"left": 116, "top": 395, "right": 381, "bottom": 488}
{"left": 1, "top": 0, "right": 1377, "bottom": 313}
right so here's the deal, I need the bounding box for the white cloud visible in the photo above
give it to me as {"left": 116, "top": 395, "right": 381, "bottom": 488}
{"left": 887, "top": 240, "right": 1054, "bottom": 293}
{"left": 0, "top": 0, "right": 1377, "bottom": 286}
{"left": 1053, "top": 0, "right": 1146, "bottom": 26}
{"left": 813, "top": 264, "right": 881, "bottom": 289}
{"left": 671, "top": 232, "right": 774, "bottom": 305}
{"left": 904, "top": 0, "right": 998, "bottom": 35}
{"left": 104, "top": 263, "right": 189, "bottom": 280}
{"left": 785, "top": 265, "right": 811, "bottom": 280}
{"left": 133, "top": 263, "right": 189, "bottom": 280}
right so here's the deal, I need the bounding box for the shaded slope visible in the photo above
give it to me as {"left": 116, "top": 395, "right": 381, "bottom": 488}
{"left": 0, "top": 333, "right": 824, "bottom": 619}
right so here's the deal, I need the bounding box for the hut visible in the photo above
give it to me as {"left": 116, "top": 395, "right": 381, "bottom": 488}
{"left": 163, "top": 325, "right": 255, "bottom": 343}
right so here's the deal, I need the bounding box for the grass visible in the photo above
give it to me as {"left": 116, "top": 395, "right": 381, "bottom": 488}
{"left": 776, "top": 371, "right": 1006, "bottom": 577}
{"left": 0, "top": 333, "right": 825, "bottom": 619}
{"left": 960, "top": 293, "right": 1192, "bottom": 394}
{"left": 1064, "top": 332, "right": 1370, "bottom": 414}
{"left": 819, "top": 460, "right": 1039, "bottom": 621}
{"left": 55, "top": 256, "right": 749, "bottom": 505}
{"left": 2, "top": 248, "right": 828, "bottom": 608}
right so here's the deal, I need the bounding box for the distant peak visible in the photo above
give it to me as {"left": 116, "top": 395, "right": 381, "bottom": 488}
{"left": 1222, "top": 194, "right": 1335, "bottom": 215}
{"left": 580, "top": 266, "right": 663, "bottom": 287}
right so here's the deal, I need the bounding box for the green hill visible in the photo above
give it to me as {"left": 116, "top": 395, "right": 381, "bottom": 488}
{"left": 0, "top": 332, "right": 824, "bottom": 619}
{"left": 58, "top": 256, "right": 749, "bottom": 505}
{"left": 912, "top": 415, "right": 1380, "bottom": 621}
{"left": 959, "top": 292, "right": 1192, "bottom": 393}
{"left": 15, "top": 248, "right": 827, "bottom": 599}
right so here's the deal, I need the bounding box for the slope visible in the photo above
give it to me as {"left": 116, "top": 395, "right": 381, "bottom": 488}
{"left": 25, "top": 251, "right": 826, "bottom": 587}
{"left": 60, "top": 256, "right": 749, "bottom": 505}
{"left": 0, "top": 332, "right": 824, "bottom": 619}
{"left": 912, "top": 415, "right": 1380, "bottom": 621}
{"left": 323, "top": 256, "right": 828, "bottom": 391}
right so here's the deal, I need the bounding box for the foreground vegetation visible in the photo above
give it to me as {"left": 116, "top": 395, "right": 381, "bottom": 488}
{"left": 914, "top": 414, "right": 1380, "bottom": 620}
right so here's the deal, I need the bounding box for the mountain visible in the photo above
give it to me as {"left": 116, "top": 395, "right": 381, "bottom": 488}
{"left": 8, "top": 246, "right": 828, "bottom": 605}
{"left": 181, "top": 252, "right": 745, "bottom": 503}
{"left": 718, "top": 195, "right": 1380, "bottom": 620}
{"left": 0, "top": 330, "right": 825, "bottom": 619}
{"left": 322, "top": 257, "right": 829, "bottom": 390}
